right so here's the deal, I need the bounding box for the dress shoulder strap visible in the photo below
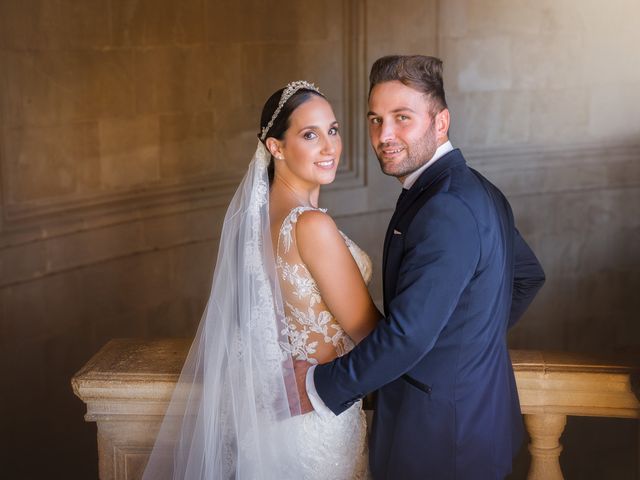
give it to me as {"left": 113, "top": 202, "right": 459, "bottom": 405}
{"left": 277, "top": 206, "right": 327, "bottom": 255}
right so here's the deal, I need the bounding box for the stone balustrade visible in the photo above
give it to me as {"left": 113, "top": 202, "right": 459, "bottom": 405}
{"left": 513, "top": 350, "right": 639, "bottom": 479}
{"left": 72, "top": 339, "right": 640, "bottom": 480}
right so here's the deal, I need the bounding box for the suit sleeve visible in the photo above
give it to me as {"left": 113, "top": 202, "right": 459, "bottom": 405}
{"left": 508, "top": 229, "right": 545, "bottom": 327}
{"left": 314, "top": 193, "right": 481, "bottom": 415}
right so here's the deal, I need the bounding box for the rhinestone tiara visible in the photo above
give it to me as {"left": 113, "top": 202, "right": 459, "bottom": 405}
{"left": 260, "top": 80, "right": 322, "bottom": 141}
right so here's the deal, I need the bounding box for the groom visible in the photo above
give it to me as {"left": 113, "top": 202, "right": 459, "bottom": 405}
{"left": 295, "top": 55, "right": 545, "bottom": 479}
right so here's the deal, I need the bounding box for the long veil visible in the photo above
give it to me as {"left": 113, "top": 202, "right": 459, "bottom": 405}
{"left": 142, "top": 141, "right": 301, "bottom": 479}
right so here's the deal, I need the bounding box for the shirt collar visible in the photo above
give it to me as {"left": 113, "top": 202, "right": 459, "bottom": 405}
{"left": 402, "top": 140, "right": 454, "bottom": 190}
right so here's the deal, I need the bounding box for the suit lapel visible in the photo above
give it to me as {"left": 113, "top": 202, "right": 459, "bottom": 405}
{"left": 382, "top": 189, "right": 408, "bottom": 274}
{"left": 382, "top": 149, "right": 467, "bottom": 304}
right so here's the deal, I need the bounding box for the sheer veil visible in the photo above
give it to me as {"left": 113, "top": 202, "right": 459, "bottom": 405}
{"left": 142, "top": 141, "right": 301, "bottom": 479}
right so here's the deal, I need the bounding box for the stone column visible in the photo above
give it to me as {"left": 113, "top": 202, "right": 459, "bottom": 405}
{"left": 524, "top": 413, "right": 567, "bottom": 480}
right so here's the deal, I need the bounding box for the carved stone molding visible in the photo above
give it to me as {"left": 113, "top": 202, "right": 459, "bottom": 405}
{"left": 333, "top": 0, "right": 367, "bottom": 190}
{"left": 464, "top": 141, "right": 640, "bottom": 197}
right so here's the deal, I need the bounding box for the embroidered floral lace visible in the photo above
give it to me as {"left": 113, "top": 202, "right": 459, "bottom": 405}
{"left": 274, "top": 206, "right": 372, "bottom": 480}
{"left": 276, "top": 206, "right": 373, "bottom": 364}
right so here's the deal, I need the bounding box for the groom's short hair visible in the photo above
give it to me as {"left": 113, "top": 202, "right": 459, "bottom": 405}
{"left": 369, "top": 55, "right": 447, "bottom": 117}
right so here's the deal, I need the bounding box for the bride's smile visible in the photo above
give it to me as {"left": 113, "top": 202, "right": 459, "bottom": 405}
{"left": 314, "top": 159, "right": 335, "bottom": 169}
{"left": 267, "top": 94, "right": 342, "bottom": 193}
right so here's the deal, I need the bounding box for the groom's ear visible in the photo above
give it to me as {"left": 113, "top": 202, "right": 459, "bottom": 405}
{"left": 435, "top": 108, "right": 450, "bottom": 141}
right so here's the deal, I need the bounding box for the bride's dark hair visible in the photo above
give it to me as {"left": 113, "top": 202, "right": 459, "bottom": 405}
{"left": 258, "top": 88, "right": 325, "bottom": 184}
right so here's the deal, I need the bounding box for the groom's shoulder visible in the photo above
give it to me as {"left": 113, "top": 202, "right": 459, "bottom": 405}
{"left": 404, "top": 191, "right": 480, "bottom": 248}
{"left": 440, "top": 160, "right": 488, "bottom": 200}
{"left": 419, "top": 164, "right": 469, "bottom": 201}
{"left": 411, "top": 171, "right": 481, "bottom": 224}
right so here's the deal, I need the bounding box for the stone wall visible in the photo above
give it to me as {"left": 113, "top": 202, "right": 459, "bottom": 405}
{"left": 438, "top": 0, "right": 640, "bottom": 354}
{"left": 0, "top": 0, "right": 638, "bottom": 478}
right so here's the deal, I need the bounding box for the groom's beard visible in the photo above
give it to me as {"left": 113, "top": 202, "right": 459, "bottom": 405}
{"left": 376, "top": 123, "right": 438, "bottom": 180}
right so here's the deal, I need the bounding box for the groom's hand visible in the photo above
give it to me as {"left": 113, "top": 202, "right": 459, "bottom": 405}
{"left": 293, "top": 360, "right": 314, "bottom": 415}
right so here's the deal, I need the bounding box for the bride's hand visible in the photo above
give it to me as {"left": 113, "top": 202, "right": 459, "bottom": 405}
{"left": 293, "top": 360, "right": 314, "bottom": 415}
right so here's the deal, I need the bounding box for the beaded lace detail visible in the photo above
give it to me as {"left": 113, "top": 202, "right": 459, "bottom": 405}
{"left": 276, "top": 206, "right": 372, "bottom": 365}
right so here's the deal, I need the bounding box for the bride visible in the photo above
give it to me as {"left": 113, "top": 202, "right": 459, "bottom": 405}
{"left": 142, "top": 81, "right": 381, "bottom": 480}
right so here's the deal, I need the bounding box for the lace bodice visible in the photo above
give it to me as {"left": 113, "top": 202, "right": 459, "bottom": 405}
{"left": 276, "top": 206, "right": 372, "bottom": 365}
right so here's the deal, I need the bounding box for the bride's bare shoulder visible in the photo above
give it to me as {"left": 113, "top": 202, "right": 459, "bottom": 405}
{"left": 295, "top": 209, "right": 344, "bottom": 257}
{"left": 295, "top": 208, "right": 338, "bottom": 234}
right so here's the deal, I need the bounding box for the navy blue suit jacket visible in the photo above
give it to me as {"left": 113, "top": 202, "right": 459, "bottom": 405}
{"left": 314, "top": 149, "right": 545, "bottom": 479}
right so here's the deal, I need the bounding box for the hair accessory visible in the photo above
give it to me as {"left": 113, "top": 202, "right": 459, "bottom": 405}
{"left": 260, "top": 80, "right": 321, "bottom": 140}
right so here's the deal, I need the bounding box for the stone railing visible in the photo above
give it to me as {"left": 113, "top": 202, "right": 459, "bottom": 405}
{"left": 513, "top": 350, "right": 639, "bottom": 479}
{"left": 72, "top": 339, "right": 640, "bottom": 480}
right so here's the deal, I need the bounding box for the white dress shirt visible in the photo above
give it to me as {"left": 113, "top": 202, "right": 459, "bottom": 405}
{"left": 305, "top": 140, "right": 455, "bottom": 418}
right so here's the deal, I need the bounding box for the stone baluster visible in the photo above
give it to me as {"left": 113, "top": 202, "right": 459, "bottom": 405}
{"left": 524, "top": 413, "right": 567, "bottom": 480}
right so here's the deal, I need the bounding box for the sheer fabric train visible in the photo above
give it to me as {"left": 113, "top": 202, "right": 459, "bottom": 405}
{"left": 142, "top": 142, "right": 301, "bottom": 479}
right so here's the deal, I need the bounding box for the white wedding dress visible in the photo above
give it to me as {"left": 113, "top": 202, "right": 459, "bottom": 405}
{"left": 142, "top": 142, "right": 372, "bottom": 480}
{"left": 274, "top": 206, "right": 372, "bottom": 480}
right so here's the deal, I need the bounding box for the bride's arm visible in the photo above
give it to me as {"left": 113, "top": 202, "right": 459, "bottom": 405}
{"left": 295, "top": 210, "right": 382, "bottom": 344}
